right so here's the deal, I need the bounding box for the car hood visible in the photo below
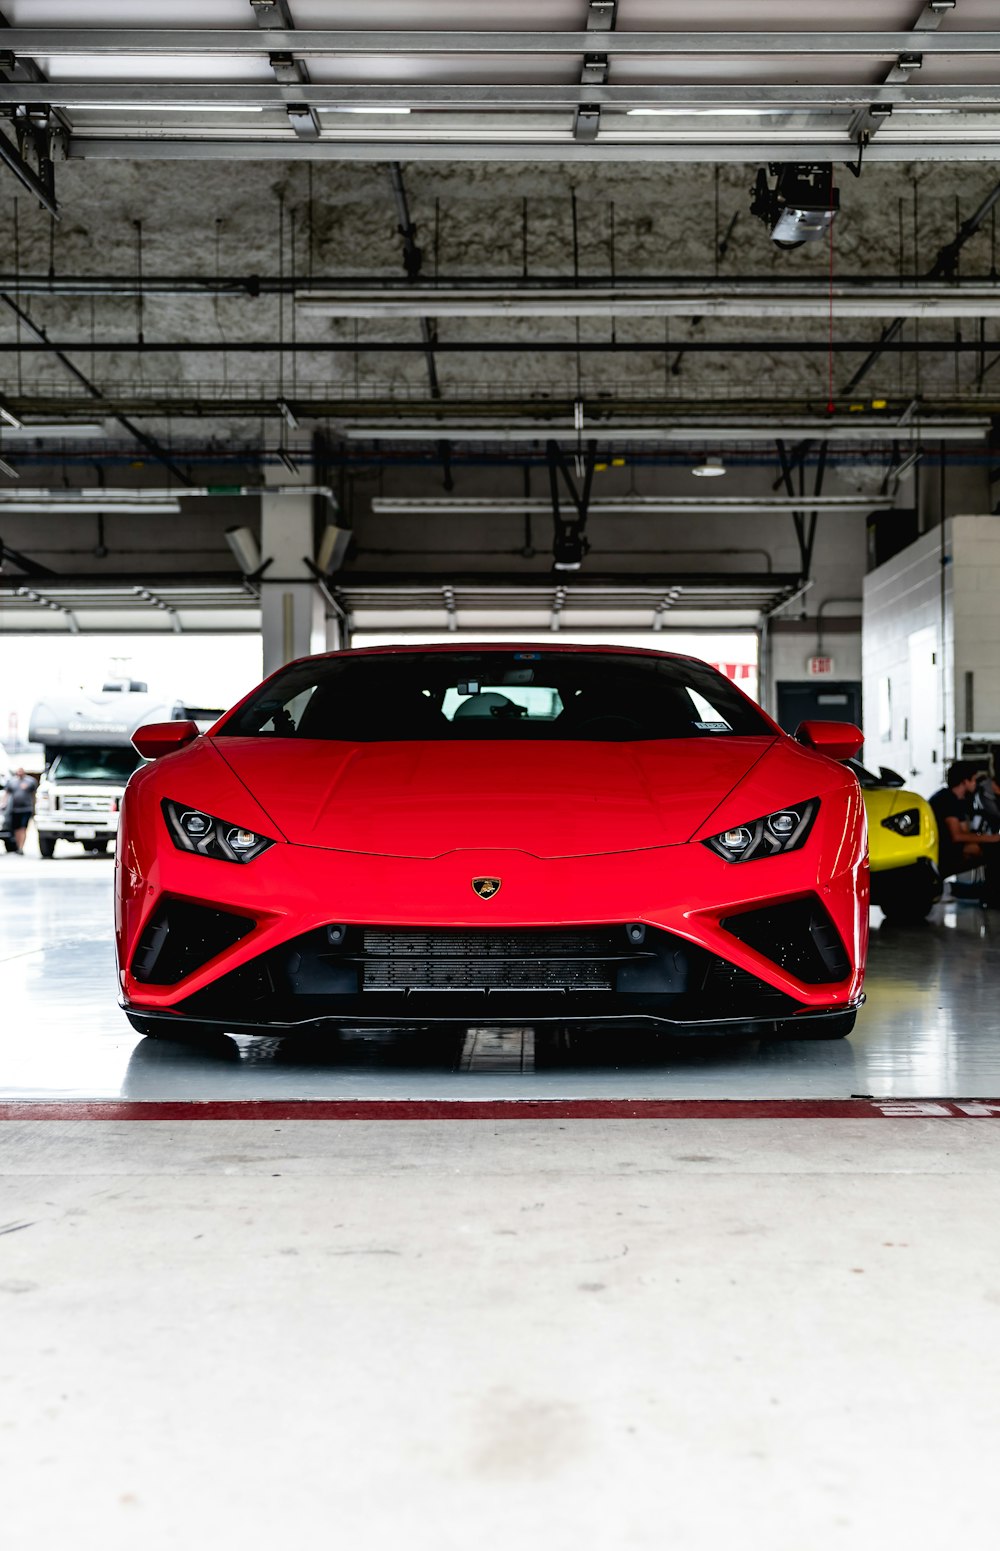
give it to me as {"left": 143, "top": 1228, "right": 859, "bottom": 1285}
{"left": 211, "top": 735, "right": 778, "bottom": 858}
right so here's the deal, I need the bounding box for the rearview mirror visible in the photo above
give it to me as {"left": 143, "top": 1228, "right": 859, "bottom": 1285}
{"left": 795, "top": 719, "right": 864, "bottom": 762}
{"left": 132, "top": 720, "right": 199, "bottom": 760}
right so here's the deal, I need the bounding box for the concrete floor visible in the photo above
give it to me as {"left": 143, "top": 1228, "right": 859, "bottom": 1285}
{"left": 2, "top": 1116, "right": 1000, "bottom": 1550}
{"left": 1, "top": 844, "right": 998, "bottom": 1102}
{"left": 3, "top": 843, "right": 1000, "bottom": 1549}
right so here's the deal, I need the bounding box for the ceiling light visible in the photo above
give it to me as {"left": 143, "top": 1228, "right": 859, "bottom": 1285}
{"left": 691, "top": 456, "right": 727, "bottom": 478}
{"left": 553, "top": 526, "right": 588, "bottom": 571}
{"left": 0, "top": 500, "right": 181, "bottom": 514}
{"left": 62, "top": 104, "right": 265, "bottom": 114}
{"left": 750, "top": 163, "right": 839, "bottom": 250}
{"left": 315, "top": 523, "right": 351, "bottom": 575}
{"left": 225, "top": 525, "right": 262, "bottom": 576}
{"left": 0, "top": 423, "right": 107, "bottom": 439}
{"left": 321, "top": 106, "right": 412, "bottom": 115}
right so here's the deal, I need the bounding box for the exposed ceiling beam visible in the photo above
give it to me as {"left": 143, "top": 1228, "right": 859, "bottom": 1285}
{"left": 13, "top": 84, "right": 1000, "bottom": 109}
{"left": 1, "top": 336, "right": 996, "bottom": 356}
{"left": 294, "top": 282, "right": 1000, "bottom": 322}
{"left": 64, "top": 137, "right": 1000, "bottom": 165}
{"left": 2, "top": 29, "right": 996, "bottom": 56}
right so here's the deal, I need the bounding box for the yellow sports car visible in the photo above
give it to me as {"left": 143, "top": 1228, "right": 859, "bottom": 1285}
{"left": 849, "top": 759, "right": 940, "bottom": 923}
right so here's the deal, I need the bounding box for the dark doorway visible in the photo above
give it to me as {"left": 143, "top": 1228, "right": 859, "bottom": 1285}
{"left": 775, "top": 681, "right": 862, "bottom": 734}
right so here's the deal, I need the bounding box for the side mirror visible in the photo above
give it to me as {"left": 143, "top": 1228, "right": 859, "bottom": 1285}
{"left": 795, "top": 719, "right": 864, "bottom": 762}
{"left": 878, "top": 765, "right": 906, "bottom": 788}
{"left": 132, "top": 720, "right": 199, "bottom": 760}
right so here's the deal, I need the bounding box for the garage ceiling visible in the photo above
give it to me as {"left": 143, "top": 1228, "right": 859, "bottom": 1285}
{"left": 1, "top": 2, "right": 1000, "bottom": 166}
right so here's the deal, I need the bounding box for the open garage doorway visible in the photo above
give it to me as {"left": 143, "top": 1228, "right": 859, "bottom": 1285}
{"left": 352, "top": 631, "right": 760, "bottom": 704}
{"left": 0, "top": 633, "right": 263, "bottom": 766}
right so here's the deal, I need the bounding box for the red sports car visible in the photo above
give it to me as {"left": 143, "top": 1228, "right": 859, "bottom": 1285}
{"left": 116, "top": 644, "right": 868, "bottom": 1041}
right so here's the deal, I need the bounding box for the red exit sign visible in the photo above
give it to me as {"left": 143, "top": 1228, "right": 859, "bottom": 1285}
{"left": 807, "top": 655, "right": 836, "bottom": 676}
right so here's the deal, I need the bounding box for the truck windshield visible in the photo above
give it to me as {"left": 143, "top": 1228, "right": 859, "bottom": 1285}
{"left": 48, "top": 748, "right": 142, "bottom": 782}
{"left": 219, "top": 651, "right": 771, "bottom": 743}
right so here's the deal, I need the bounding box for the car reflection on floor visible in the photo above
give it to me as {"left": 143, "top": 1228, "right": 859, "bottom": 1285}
{"left": 119, "top": 1023, "right": 859, "bottom": 1102}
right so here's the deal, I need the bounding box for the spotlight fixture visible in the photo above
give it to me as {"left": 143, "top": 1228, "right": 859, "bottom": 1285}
{"left": 552, "top": 524, "right": 588, "bottom": 572}
{"left": 691, "top": 456, "right": 727, "bottom": 478}
{"left": 315, "top": 522, "right": 352, "bottom": 576}
{"left": 224, "top": 524, "right": 262, "bottom": 576}
{"left": 750, "top": 164, "right": 839, "bottom": 250}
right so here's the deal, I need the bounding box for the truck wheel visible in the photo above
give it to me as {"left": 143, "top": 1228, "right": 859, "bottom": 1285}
{"left": 37, "top": 835, "right": 57, "bottom": 859}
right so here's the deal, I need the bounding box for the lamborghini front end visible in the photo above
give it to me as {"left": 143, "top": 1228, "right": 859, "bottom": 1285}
{"left": 116, "top": 646, "right": 868, "bottom": 1042}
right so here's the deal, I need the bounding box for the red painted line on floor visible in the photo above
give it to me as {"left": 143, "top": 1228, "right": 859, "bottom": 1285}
{"left": 1, "top": 1098, "right": 1000, "bottom": 1121}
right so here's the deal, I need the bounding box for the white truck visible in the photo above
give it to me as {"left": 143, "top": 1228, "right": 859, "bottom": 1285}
{"left": 28, "top": 681, "right": 220, "bottom": 858}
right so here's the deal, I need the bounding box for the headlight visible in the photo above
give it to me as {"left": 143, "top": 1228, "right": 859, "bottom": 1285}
{"left": 881, "top": 807, "right": 921, "bottom": 837}
{"left": 704, "top": 799, "right": 819, "bottom": 863}
{"left": 162, "top": 799, "right": 274, "bottom": 864}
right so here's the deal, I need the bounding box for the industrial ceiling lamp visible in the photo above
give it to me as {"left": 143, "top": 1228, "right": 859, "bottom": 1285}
{"left": 552, "top": 523, "right": 588, "bottom": 572}
{"left": 691, "top": 455, "right": 727, "bottom": 478}
{"left": 750, "top": 164, "right": 839, "bottom": 250}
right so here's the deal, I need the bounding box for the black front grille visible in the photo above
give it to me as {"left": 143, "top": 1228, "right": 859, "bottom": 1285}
{"left": 360, "top": 928, "right": 621, "bottom": 992}
{"left": 131, "top": 900, "right": 255, "bottom": 985}
{"left": 177, "top": 919, "right": 815, "bottom": 1030}
{"left": 701, "top": 956, "right": 800, "bottom": 1013}
{"left": 720, "top": 897, "right": 850, "bottom": 984}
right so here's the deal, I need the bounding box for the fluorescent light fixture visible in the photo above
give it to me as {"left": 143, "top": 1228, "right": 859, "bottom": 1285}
{"left": 691, "top": 456, "right": 727, "bottom": 478}
{"left": 626, "top": 108, "right": 774, "bottom": 117}
{"left": 0, "top": 402, "right": 21, "bottom": 429}
{"left": 0, "top": 456, "right": 17, "bottom": 480}
{"left": 63, "top": 104, "right": 266, "bottom": 113}
{"left": 0, "top": 500, "right": 181, "bottom": 514}
{"left": 0, "top": 423, "right": 107, "bottom": 439}
{"left": 371, "top": 496, "right": 878, "bottom": 516}
{"left": 320, "top": 106, "right": 412, "bottom": 115}
{"left": 342, "top": 421, "right": 988, "bottom": 444}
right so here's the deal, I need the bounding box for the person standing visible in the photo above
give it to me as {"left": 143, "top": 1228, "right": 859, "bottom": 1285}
{"left": 1, "top": 767, "right": 38, "bottom": 855}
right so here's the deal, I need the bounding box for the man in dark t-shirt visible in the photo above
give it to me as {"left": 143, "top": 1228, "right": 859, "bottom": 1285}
{"left": 930, "top": 761, "right": 1000, "bottom": 904}
{"left": 1, "top": 768, "right": 37, "bottom": 855}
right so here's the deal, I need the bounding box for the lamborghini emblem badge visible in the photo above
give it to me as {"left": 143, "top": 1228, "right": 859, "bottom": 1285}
{"left": 472, "top": 876, "right": 501, "bottom": 900}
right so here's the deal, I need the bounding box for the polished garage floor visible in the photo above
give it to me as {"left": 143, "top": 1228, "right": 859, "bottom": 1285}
{"left": 4, "top": 848, "right": 1000, "bottom": 1550}
{"left": 1, "top": 847, "right": 998, "bottom": 1102}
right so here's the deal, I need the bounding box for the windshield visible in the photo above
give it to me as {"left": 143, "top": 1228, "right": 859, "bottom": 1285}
{"left": 219, "top": 651, "right": 772, "bottom": 743}
{"left": 47, "top": 747, "right": 143, "bottom": 782}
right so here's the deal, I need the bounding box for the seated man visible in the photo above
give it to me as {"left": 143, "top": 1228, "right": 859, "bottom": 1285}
{"left": 930, "top": 760, "right": 1000, "bottom": 907}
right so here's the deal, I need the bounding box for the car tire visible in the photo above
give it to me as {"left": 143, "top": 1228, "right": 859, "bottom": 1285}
{"left": 37, "top": 835, "right": 57, "bottom": 859}
{"left": 879, "top": 885, "right": 939, "bottom": 925}
{"left": 85, "top": 841, "right": 110, "bottom": 855}
{"left": 3, "top": 837, "right": 17, "bottom": 853}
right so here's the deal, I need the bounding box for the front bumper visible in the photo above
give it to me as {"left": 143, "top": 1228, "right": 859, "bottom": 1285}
{"left": 38, "top": 816, "right": 118, "bottom": 841}
{"left": 117, "top": 827, "right": 868, "bottom": 1036}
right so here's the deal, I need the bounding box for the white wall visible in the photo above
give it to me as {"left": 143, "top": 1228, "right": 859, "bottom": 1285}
{"left": 950, "top": 515, "right": 1000, "bottom": 739}
{"left": 863, "top": 526, "right": 952, "bottom": 795}
{"left": 863, "top": 514, "right": 1000, "bottom": 794}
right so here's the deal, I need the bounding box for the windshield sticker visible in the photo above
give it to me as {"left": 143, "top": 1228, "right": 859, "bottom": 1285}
{"left": 695, "top": 720, "right": 732, "bottom": 731}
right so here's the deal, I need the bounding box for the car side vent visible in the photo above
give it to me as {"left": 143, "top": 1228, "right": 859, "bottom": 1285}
{"left": 132, "top": 900, "right": 254, "bottom": 985}
{"left": 720, "top": 898, "right": 850, "bottom": 985}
